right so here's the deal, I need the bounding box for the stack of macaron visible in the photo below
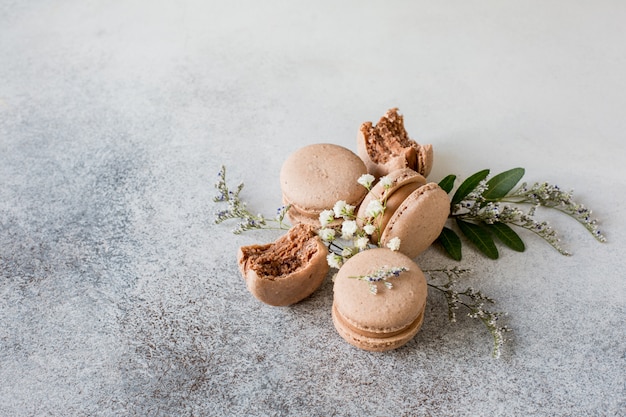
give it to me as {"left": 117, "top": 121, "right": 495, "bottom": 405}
{"left": 237, "top": 108, "right": 449, "bottom": 352}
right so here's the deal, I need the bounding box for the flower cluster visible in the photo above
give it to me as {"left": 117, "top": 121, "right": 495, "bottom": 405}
{"left": 349, "top": 266, "right": 409, "bottom": 294}
{"left": 213, "top": 165, "right": 291, "bottom": 234}
{"left": 318, "top": 173, "right": 401, "bottom": 269}
{"left": 425, "top": 267, "right": 510, "bottom": 359}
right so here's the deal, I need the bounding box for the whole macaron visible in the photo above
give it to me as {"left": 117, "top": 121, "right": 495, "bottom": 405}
{"left": 237, "top": 223, "right": 330, "bottom": 306}
{"left": 332, "top": 248, "right": 427, "bottom": 352}
{"left": 357, "top": 168, "right": 450, "bottom": 259}
{"left": 280, "top": 143, "right": 368, "bottom": 227}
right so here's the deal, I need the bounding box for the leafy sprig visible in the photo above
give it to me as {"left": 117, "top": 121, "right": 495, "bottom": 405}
{"left": 425, "top": 267, "right": 510, "bottom": 358}
{"left": 437, "top": 168, "right": 606, "bottom": 260}
{"left": 213, "top": 165, "right": 291, "bottom": 234}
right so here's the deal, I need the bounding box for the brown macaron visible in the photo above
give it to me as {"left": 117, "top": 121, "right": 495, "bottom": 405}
{"left": 280, "top": 143, "right": 368, "bottom": 227}
{"left": 357, "top": 108, "right": 433, "bottom": 178}
{"left": 332, "top": 248, "right": 427, "bottom": 352}
{"left": 357, "top": 168, "right": 450, "bottom": 259}
{"left": 237, "top": 223, "right": 329, "bottom": 306}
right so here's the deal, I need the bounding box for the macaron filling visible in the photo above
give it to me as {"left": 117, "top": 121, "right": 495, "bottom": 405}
{"left": 239, "top": 224, "right": 321, "bottom": 279}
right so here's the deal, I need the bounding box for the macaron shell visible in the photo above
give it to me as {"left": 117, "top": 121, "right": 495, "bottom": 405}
{"left": 332, "top": 248, "right": 427, "bottom": 351}
{"left": 380, "top": 183, "right": 450, "bottom": 259}
{"left": 280, "top": 143, "right": 367, "bottom": 225}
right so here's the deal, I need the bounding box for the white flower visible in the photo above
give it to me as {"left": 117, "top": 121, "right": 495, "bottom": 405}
{"left": 365, "top": 199, "right": 384, "bottom": 218}
{"left": 319, "top": 209, "right": 335, "bottom": 226}
{"left": 357, "top": 173, "right": 375, "bottom": 189}
{"left": 333, "top": 200, "right": 346, "bottom": 217}
{"left": 342, "top": 247, "right": 354, "bottom": 258}
{"left": 318, "top": 227, "right": 336, "bottom": 242}
{"left": 386, "top": 237, "right": 401, "bottom": 251}
{"left": 380, "top": 176, "right": 393, "bottom": 188}
{"left": 326, "top": 253, "right": 343, "bottom": 269}
{"left": 363, "top": 223, "right": 376, "bottom": 235}
{"left": 333, "top": 200, "right": 356, "bottom": 219}
{"left": 355, "top": 236, "right": 370, "bottom": 250}
{"left": 341, "top": 220, "right": 358, "bottom": 239}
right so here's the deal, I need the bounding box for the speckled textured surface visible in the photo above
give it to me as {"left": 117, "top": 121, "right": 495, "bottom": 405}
{"left": 1, "top": 1, "right": 625, "bottom": 416}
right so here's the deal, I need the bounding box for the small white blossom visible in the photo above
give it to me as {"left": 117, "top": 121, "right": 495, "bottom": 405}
{"left": 365, "top": 199, "right": 384, "bottom": 218}
{"left": 357, "top": 173, "right": 376, "bottom": 189}
{"left": 319, "top": 209, "right": 335, "bottom": 226}
{"left": 341, "top": 247, "right": 354, "bottom": 258}
{"left": 363, "top": 223, "right": 376, "bottom": 235}
{"left": 332, "top": 200, "right": 356, "bottom": 220}
{"left": 341, "top": 220, "right": 358, "bottom": 239}
{"left": 333, "top": 200, "right": 347, "bottom": 218}
{"left": 326, "top": 253, "right": 343, "bottom": 269}
{"left": 386, "top": 237, "right": 401, "bottom": 251}
{"left": 379, "top": 175, "right": 393, "bottom": 188}
{"left": 318, "top": 228, "right": 336, "bottom": 242}
{"left": 355, "top": 236, "right": 370, "bottom": 250}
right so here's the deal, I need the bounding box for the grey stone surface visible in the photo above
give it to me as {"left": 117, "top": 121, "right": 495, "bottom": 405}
{"left": 1, "top": 1, "right": 624, "bottom": 416}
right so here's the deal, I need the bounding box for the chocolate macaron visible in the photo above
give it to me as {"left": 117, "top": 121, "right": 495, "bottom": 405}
{"left": 237, "top": 223, "right": 329, "bottom": 306}
{"left": 332, "top": 248, "right": 428, "bottom": 352}
{"left": 357, "top": 168, "right": 450, "bottom": 259}
{"left": 280, "top": 143, "right": 368, "bottom": 227}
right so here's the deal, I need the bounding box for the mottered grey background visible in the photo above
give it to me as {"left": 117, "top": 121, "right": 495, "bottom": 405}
{"left": 1, "top": 1, "right": 625, "bottom": 416}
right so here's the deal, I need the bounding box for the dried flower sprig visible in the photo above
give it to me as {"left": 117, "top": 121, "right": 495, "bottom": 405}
{"left": 425, "top": 267, "right": 510, "bottom": 358}
{"left": 437, "top": 167, "right": 606, "bottom": 260}
{"left": 349, "top": 266, "right": 409, "bottom": 295}
{"left": 213, "top": 165, "right": 291, "bottom": 234}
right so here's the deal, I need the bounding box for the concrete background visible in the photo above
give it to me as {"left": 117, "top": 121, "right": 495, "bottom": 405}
{"left": 1, "top": 1, "right": 624, "bottom": 415}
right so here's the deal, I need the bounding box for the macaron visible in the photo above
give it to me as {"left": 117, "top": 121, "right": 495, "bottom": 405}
{"left": 332, "top": 248, "right": 428, "bottom": 352}
{"left": 357, "top": 168, "right": 450, "bottom": 259}
{"left": 237, "top": 223, "right": 330, "bottom": 306}
{"left": 357, "top": 108, "right": 433, "bottom": 178}
{"left": 280, "top": 143, "right": 368, "bottom": 227}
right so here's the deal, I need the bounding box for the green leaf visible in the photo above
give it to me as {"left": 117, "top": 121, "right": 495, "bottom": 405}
{"left": 437, "top": 227, "right": 462, "bottom": 261}
{"left": 451, "top": 169, "right": 490, "bottom": 205}
{"left": 456, "top": 219, "right": 499, "bottom": 259}
{"left": 438, "top": 174, "right": 456, "bottom": 194}
{"left": 486, "top": 222, "right": 526, "bottom": 252}
{"left": 482, "top": 167, "right": 525, "bottom": 201}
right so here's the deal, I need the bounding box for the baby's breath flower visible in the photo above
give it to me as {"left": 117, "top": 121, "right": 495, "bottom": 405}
{"left": 355, "top": 236, "right": 370, "bottom": 250}
{"left": 319, "top": 209, "right": 335, "bottom": 227}
{"left": 365, "top": 199, "right": 384, "bottom": 218}
{"left": 363, "top": 223, "right": 376, "bottom": 235}
{"left": 386, "top": 237, "right": 401, "bottom": 251}
{"left": 379, "top": 175, "right": 393, "bottom": 189}
{"left": 357, "top": 173, "right": 376, "bottom": 189}
{"left": 319, "top": 227, "right": 336, "bottom": 242}
{"left": 341, "top": 220, "right": 358, "bottom": 239}
{"left": 333, "top": 200, "right": 356, "bottom": 220}
{"left": 327, "top": 253, "right": 343, "bottom": 269}
{"left": 342, "top": 246, "right": 356, "bottom": 259}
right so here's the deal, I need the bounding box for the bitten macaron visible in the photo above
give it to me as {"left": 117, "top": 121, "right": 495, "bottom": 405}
{"left": 357, "top": 168, "right": 450, "bottom": 259}
{"left": 332, "top": 248, "right": 428, "bottom": 352}
{"left": 280, "top": 143, "right": 368, "bottom": 227}
{"left": 357, "top": 108, "right": 433, "bottom": 178}
{"left": 237, "top": 223, "right": 329, "bottom": 306}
